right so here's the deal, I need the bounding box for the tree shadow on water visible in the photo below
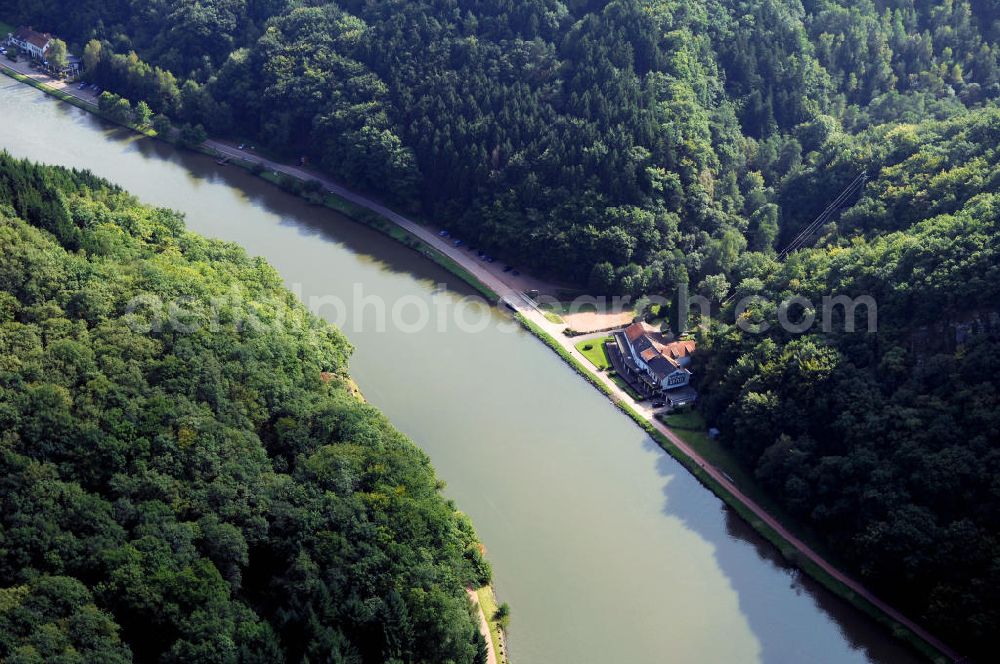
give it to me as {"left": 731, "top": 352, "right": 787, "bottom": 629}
{"left": 646, "top": 438, "right": 923, "bottom": 664}
{"left": 123, "top": 134, "right": 480, "bottom": 298}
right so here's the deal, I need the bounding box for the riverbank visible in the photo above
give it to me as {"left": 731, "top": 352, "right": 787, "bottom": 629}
{"left": 250, "top": 166, "right": 501, "bottom": 301}
{"left": 477, "top": 586, "right": 509, "bottom": 664}
{"left": 468, "top": 586, "right": 508, "bottom": 664}
{"left": 0, "top": 64, "right": 957, "bottom": 663}
{"left": 199, "top": 153, "right": 502, "bottom": 302}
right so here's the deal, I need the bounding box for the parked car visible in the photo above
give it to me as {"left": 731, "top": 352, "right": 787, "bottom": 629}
{"left": 652, "top": 401, "right": 666, "bottom": 409}
{"left": 438, "top": 230, "right": 449, "bottom": 237}
{"left": 453, "top": 239, "right": 463, "bottom": 247}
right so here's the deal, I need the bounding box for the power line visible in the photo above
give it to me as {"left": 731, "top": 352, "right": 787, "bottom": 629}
{"left": 721, "top": 171, "right": 869, "bottom": 307}
{"left": 778, "top": 177, "right": 860, "bottom": 257}
{"left": 778, "top": 171, "right": 868, "bottom": 259}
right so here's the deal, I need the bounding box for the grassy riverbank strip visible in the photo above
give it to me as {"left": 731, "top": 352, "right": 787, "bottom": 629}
{"left": 2, "top": 66, "right": 93, "bottom": 111}
{"left": 252, "top": 169, "right": 500, "bottom": 301}
{"left": 475, "top": 586, "right": 508, "bottom": 664}
{"left": 660, "top": 410, "right": 845, "bottom": 565}
{"left": 574, "top": 337, "right": 613, "bottom": 371}
{"left": 3, "top": 64, "right": 947, "bottom": 663}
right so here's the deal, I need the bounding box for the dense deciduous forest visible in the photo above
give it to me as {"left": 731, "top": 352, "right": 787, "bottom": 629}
{"left": 695, "top": 107, "right": 1000, "bottom": 657}
{"left": 2, "top": 0, "right": 1000, "bottom": 659}
{"left": 0, "top": 153, "right": 490, "bottom": 663}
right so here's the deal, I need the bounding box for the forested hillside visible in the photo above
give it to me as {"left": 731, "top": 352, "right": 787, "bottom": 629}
{"left": 697, "top": 107, "right": 1000, "bottom": 657}
{"left": 4, "top": 0, "right": 998, "bottom": 290}
{"left": 0, "top": 153, "right": 490, "bottom": 663}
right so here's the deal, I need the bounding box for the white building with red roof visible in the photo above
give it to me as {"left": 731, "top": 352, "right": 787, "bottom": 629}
{"left": 8, "top": 26, "right": 52, "bottom": 60}
{"left": 617, "top": 322, "right": 694, "bottom": 391}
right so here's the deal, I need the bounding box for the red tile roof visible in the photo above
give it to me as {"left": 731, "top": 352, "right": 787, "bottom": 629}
{"left": 13, "top": 26, "right": 51, "bottom": 50}
{"left": 624, "top": 322, "right": 646, "bottom": 343}
{"left": 661, "top": 340, "right": 696, "bottom": 362}
{"left": 621, "top": 323, "right": 697, "bottom": 382}
{"left": 639, "top": 347, "right": 662, "bottom": 363}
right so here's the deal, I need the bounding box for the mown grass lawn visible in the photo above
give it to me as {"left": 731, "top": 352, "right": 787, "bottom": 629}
{"left": 575, "top": 337, "right": 613, "bottom": 370}
{"left": 0, "top": 20, "right": 14, "bottom": 37}
{"left": 475, "top": 586, "right": 507, "bottom": 664}
{"left": 663, "top": 409, "right": 705, "bottom": 431}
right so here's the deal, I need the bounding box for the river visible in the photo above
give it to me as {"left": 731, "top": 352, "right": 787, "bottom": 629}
{"left": 0, "top": 78, "right": 923, "bottom": 664}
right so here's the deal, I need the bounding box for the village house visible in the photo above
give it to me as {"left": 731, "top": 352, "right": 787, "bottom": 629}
{"left": 6, "top": 26, "right": 81, "bottom": 78}
{"left": 615, "top": 322, "right": 695, "bottom": 393}
{"left": 8, "top": 26, "right": 52, "bottom": 60}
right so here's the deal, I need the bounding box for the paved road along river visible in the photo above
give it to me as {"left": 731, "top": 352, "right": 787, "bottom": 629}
{"left": 0, "top": 78, "right": 924, "bottom": 664}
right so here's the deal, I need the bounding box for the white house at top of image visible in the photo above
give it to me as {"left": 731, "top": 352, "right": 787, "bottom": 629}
{"left": 8, "top": 26, "right": 52, "bottom": 59}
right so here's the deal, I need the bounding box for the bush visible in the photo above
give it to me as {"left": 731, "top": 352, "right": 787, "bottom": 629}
{"left": 97, "top": 91, "right": 133, "bottom": 125}
{"left": 275, "top": 173, "right": 303, "bottom": 194}
{"left": 177, "top": 122, "right": 207, "bottom": 147}
{"left": 151, "top": 114, "right": 171, "bottom": 136}
{"left": 493, "top": 603, "right": 511, "bottom": 630}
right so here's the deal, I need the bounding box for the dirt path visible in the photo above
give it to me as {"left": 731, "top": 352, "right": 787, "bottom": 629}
{"left": 466, "top": 588, "right": 498, "bottom": 664}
